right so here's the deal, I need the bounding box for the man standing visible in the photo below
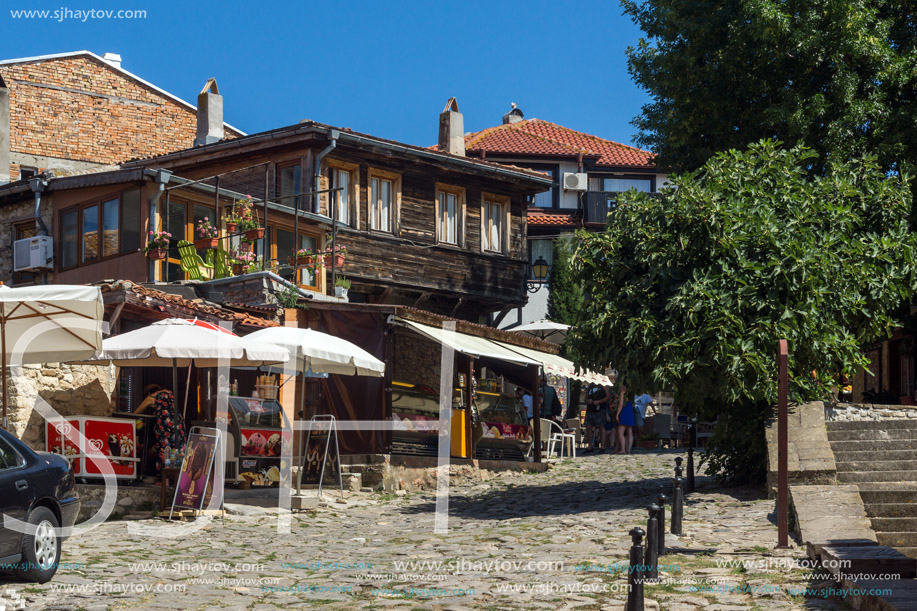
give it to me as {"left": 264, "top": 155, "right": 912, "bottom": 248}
{"left": 633, "top": 393, "right": 654, "bottom": 440}
{"left": 584, "top": 382, "right": 610, "bottom": 453}
{"left": 517, "top": 386, "right": 534, "bottom": 428}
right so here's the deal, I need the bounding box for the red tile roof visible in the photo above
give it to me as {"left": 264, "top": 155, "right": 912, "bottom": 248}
{"left": 465, "top": 119, "right": 655, "bottom": 169}
{"left": 528, "top": 213, "right": 579, "bottom": 228}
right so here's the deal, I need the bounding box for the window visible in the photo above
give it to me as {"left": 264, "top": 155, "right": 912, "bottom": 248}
{"left": 435, "top": 184, "right": 465, "bottom": 246}
{"left": 0, "top": 436, "right": 23, "bottom": 469}
{"left": 588, "top": 176, "right": 653, "bottom": 193}
{"left": 278, "top": 162, "right": 302, "bottom": 210}
{"left": 18, "top": 166, "right": 38, "bottom": 181}
{"left": 12, "top": 221, "right": 38, "bottom": 285}
{"left": 334, "top": 169, "right": 351, "bottom": 225}
{"left": 369, "top": 168, "right": 400, "bottom": 233}
{"left": 481, "top": 194, "right": 509, "bottom": 253}
{"left": 526, "top": 167, "right": 556, "bottom": 207}
{"left": 58, "top": 188, "right": 143, "bottom": 269}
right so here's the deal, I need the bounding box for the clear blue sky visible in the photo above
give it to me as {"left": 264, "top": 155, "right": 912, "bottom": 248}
{"left": 3, "top": 0, "right": 652, "bottom": 149}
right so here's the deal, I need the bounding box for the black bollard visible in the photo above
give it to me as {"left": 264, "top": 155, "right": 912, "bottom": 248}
{"left": 626, "top": 527, "right": 645, "bottom": 611}
{"left": 671, "top": 474, "right": 684, "bottom": 535}
{"left": 655, "top": 493, "right": 667, "bottom": 556}
{"left": 645, "top": 504, "right": 660, "bottom": 582}
{"left": 674, "top": 456, "right": 683, "bottom": 470}
{"left": 687, "top": 447, "right": 695, "bottom": 493}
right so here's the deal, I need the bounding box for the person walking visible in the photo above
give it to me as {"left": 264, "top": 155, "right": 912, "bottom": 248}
{"left": 614, "top": 382, "right": 635, "bottom": 454}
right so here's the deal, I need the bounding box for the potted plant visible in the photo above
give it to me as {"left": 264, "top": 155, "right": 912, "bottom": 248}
{"left": 323, "top": 243, "right": 347, "bottom": 268}
{"left": 290, "top": 248, "right": 320, "bottom": 267}
{"left": 239, "top": 217, "right": 264, "bottom": 241}
{"left": 194, "top": 217, "right": 219, "bottom": 249}
{"left": 237, "top": 194, "right": 254, "bottom": 220}
{"left": 638, "top": 431, "right": 660, "bottom": 450}
{"left": 334, "top": 276, "right": 351, "bottom": 299}
{"left": 223, "top": 210, "right": 241, "bottom": 233}
{"left": 231, "top": 250, "right": 258, "bottom": 275}
{"left": 144, "top": 230, "right": 171, "bottom": 260}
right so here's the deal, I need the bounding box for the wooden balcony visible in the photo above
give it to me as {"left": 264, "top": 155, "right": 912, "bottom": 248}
{"left": 584, "top": 191, "right": 618, "bottom": 224}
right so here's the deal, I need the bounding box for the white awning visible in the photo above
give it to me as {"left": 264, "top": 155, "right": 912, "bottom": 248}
{"left": 397, "top": 319, "right": 539, "bottom": 366}
{"left": 492, "top": 340, "right": 612, "bottom": 385}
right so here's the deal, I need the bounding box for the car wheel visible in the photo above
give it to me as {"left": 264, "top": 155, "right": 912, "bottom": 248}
{"left": 14, "top": 506, "right": 61, "bottom": 583}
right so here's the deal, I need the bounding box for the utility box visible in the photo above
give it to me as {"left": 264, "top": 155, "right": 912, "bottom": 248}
{"left": 13, "top": 235, "right": 53, "bottom": 271}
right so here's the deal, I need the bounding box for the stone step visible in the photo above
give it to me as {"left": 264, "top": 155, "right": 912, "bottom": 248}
{"left": 827, "top": 419, "right": 917, "bottom": 431}
{"left": 877, "top": 532, "right": 917, "bottom": 548}
{"left": 838, "top": 470, "right": 917, "bottom": 483}
{"left": 830, "top": 439, "right": 914, "bottom": 452}
{"left": 832, "top": 449, "right": 917, "bottom": 462}
{"left": 856, "top": 482, "right": 917, "bottom": 491}
{"left": 866, "top": 504, "right": 917, "bottom": 518}
{"left": 871, "top": 517, "right": 917, "bottom": 532}
{"left": 817, "top": 542, "right": 917, "bottom": 579}
{"left": 828, "top": 428, "right": 917, "bottom": 441}
{"left": 860, "top": 490, "right": 917, "bottom": 504}
{"left": 837, "top": 460, "right": 917, "bottom": 472}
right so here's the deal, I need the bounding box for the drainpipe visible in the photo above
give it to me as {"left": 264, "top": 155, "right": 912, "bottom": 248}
{"left": 28, "top": 175, "right": 51, "bottom": 284}
{"left": 576, "top": 152, "right": 585, "bottom": 217}
{"left": 313, "top": 129, "right": 339, "bottom": 214}
{"left": 145, "top": 169, "right": 172, "bottom": 281}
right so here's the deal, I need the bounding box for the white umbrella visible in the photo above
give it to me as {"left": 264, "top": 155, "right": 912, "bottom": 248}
{"left": 0, "top": 284, "right": 104, "bottom": 428}
{"left": 245, "top": 327, "right": 385, "bottom": 377}
{"left": 509, "top": 319, "right": 570, "bottom": 344}
{"left": 96, "top": 318, "right": 289, "bottom": 368}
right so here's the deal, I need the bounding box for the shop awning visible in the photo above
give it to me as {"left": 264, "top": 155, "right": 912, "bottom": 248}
{"left": 397, "top": 319, "right": 539, "bottom": 366}
{"left": 491, "top": 340, "right": 612, "bottom": 385}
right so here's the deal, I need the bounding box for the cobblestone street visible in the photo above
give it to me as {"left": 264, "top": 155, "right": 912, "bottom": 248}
{"left": 5, "top": 451, "right": 847, "bottom": 610}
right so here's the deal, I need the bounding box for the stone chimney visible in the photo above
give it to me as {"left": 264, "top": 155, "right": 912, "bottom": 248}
{"left": 102, "top": 52, "right": 123, "bottom": 69}
{"left": 503, "top": 102, "right": 524, "bottom": 125}
{"left": 194, "top": 78, "right": 224, "bottom": 147}
{"left": 438, "top": 97, "right": 465, "bottom": 156}
{"left": 0, "top": 73, "right": 9, "bottom": 185}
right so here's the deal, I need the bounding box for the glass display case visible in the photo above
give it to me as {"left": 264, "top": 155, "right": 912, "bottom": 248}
{"left": 223, "top": 397, "right": 291, "bottom": 486}
{"left": 475, "top": 389, "right": 532, "bottom": 461}
{"left": 391, "top": 382, "right": 448, "bottom": 456}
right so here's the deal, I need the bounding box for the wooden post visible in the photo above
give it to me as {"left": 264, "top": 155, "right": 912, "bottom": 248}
{"left": 777, "top": 339, "right": 790, "bottom": 548}
{"left": 532, "top": 365, "right": 542, "bottom": 462}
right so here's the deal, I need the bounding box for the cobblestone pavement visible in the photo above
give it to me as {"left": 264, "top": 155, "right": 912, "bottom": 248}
{"left": 4, "top": 450, "right": 849, "bottom": 610}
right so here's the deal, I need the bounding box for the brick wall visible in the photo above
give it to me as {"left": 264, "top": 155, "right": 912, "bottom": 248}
{"left": 1, "top": 54, "right": 241, "bottom": 169}
{"left": 392, "top": 330, "right": 442, "bottom": 390}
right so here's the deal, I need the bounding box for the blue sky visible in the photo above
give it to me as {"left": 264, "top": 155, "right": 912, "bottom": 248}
{"left": 3, "top": 0, "right": 651, "bottom": 149}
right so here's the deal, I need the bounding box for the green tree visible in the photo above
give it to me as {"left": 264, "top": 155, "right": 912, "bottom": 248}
{"left": 623, "top": 0, "right": 917, "bottom": 180}
{"left": 547, "top": 237, "right": 584, "bottom": 328}
{"left": 569, "top": 141, "right": 916, "bottom": 482}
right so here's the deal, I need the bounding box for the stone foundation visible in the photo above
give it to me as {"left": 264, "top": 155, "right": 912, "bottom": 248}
{"left": 825, "top": 403, "right": 917, "bottom": 422}
{"left": 76, "top": 483, "right": 160, "bottom": 521}
{"left": 765, "top": 401, "right": 837, "bottom": 497}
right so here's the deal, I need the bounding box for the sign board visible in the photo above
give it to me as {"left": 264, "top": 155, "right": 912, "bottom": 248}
{"left": 173, "top": 432, "right": 217, "bottom": 511}
{"left": 299, "top": 431, "right": 339, "bottom": 485}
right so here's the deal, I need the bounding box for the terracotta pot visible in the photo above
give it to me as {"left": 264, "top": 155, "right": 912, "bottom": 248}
{"left": 146, "top": 248, "right": 166, "bottom": 261}
{"left": 244, "top": 228, "right": 265, "bottom": 241}
{"left": 194, "top": 237, "right": 219, "bottom": 249}
{"left": 638, "top": 440, "right": 658, "bottom": 450}
{"left": 323, "top": 254, "right": 345, "bottom": 268}
{"left": 232, "top": 264, "right": 243, "bottom": 275}
{"left": 226, "top": 222, "right": 238, "bottom": 233}
{"left": 290, "top": 255, "right": 316, "bottom": 267}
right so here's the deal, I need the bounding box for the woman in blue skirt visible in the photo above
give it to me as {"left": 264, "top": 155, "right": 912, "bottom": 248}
{"left": 614, "top": 382, "right": 635, "bottom": 454}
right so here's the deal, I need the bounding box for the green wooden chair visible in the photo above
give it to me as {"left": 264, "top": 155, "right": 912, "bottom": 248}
{"left": 211, "top": 240, "right": 232, "bottom": 279}
{"left": 177, "top": 240, "right": 212, "bottom": 280}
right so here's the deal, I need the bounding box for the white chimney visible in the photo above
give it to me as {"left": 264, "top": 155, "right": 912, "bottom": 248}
{"left": 0, "top": 73, "right": 9, "bottom": 185}
{"left": 503, "top": 102, "right": 524, "bottom": 125}
{"left": 102, "top": 52, "right": 122, "bottom": 69}
{"left": 438, "top": 97, "right": 464, "bottom": 157}
{"left": 194, "top": 78, "right": 224, "bottom": 147}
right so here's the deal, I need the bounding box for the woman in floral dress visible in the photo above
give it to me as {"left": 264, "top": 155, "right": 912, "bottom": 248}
{"left": 136, "top": 384, "right": 187, "bottom": 475}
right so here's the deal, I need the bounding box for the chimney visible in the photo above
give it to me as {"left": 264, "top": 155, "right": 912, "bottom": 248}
{"left": 102, "top": 52, "right": 123, "bottom": 69}
{"left": 0, "top": 73, "right": 9, "bottom": 185}
{"left": 194, "top": 78, "right": 224, "bottom": 147}
{"left": 438, "top": 97, "right": 465, "bottom": 157}
{"left": 503, "top": 102, "right": 524, "bottom": 125}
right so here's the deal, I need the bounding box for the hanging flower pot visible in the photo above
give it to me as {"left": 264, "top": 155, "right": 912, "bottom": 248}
{"left": 323, "top": 253, "right": 345, "bottom": 268}
{"left": 244, "top": 227, "right": 265, "bottom": 241}
{"left": 146, "top": 248, "right": 167, "bottom": 261}
{"left": 226, "top": 221, "right": 238, "bottom": 233}
{"left": 194, "top": 237, "right": 219, "bottom": 249}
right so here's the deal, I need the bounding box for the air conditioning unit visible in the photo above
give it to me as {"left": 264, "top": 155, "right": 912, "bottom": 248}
{"left": 563, "top": 172, "right": 588, "bottom": 191}
{"left": 13, "top": 235, "right": 54, "bottom": 272}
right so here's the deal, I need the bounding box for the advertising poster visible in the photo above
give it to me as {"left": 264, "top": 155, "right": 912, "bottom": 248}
{"left": 299, "top": 432, "right": 339, "bottom": 486}
{"left": 82, "top": 418, "right": 137, "bottom": 478}
{"left": 46, "top": 419, "right": 81, "bottom": 474}
{"left": 175, "top": 433, "right": 216, "bottom": 510}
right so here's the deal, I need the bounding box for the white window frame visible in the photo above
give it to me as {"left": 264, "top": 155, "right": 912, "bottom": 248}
{"left": 435, "top": 183, "right": 465, "bottom": 247}
{"left": 481, "top": 193, "right": 510, "bottom": 254}
{"left": 368, "top": 167, "right": 401, "bottom": 234}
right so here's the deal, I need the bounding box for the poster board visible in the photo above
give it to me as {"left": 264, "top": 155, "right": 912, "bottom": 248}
{"left": 172, "top": 430, "right": 218, "bottom": 513}
{"left": 296, "top": 415, "right": 343, "bottom": 499}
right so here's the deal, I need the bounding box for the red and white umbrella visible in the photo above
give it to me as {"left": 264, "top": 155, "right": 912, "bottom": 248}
{"left": 183, "top": 318, "right": 237, "bottom": 335}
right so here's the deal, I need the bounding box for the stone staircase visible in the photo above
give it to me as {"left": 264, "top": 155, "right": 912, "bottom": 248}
{"left": 828, "top": 419, "right": 917, "bottom": 558}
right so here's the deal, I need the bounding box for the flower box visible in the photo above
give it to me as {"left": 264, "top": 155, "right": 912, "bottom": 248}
{"left": 194, "top": 238, "right": 219, "bottom": 249}
{"left": 244, "top": 228, "right": 265, "bottom": 241}
{"left": 147, "top": 248, "right": 167, "bottom": 261}
{"left": 323, "top": 253, "right": 345, "bottom": 268}
{"left": 290, "top": 255, "right": 318, "bottom": 267}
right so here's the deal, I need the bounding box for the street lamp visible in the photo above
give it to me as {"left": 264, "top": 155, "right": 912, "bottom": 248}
{"left": 527, "top": 256, "right": 550, "bottom": 293}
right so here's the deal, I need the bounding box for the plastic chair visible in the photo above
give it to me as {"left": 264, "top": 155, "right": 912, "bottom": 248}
{"left": 565, "top": 418, "right": 582, "bottom": 449}
{"left": 541, "top": 418, "right": 575, "bottom": 458}
{"left": 177, "top": 240, "right": 212, "bottom": 280}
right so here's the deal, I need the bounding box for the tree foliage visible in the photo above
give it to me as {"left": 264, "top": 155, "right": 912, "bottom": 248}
{"left": 623, "top": 0, "right": 917, "bottom": 179}
{"left": 568, "top": 141, "right": 917, "bottom": 482}
{"left": 547, "top": 237, "right": 585, "bottom": 328}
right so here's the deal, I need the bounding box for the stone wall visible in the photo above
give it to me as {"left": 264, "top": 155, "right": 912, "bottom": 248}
{"left": 0, "top": 194, "right": 53, "bottom": 284}
{"left": 392, "top": 330, "right": 441, "bottom": 390}
{"left": 7, "top": 362, "right": 117, "bottom": 449}
{"left": 764, "top": 401, "right": 837, "bottom": 497}
{"left": 825, "top": 403, "right": 917, "bottom": 422}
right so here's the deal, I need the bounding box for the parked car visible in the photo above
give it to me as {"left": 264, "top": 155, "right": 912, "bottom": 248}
{"left": 0, "top": 427, "right": 80, "bottom": 583}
